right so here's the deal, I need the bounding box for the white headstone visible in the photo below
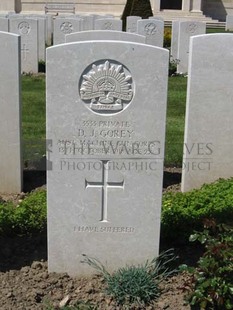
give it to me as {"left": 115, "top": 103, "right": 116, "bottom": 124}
{"left": 94, "top": 18, "right": 122, "bottom": 31}
{"left": 45, "top": 14, "right": 53, "bottom": 46}
{"left": 37, "top": 17, "right": 46, "bottom": 61}
{"left": 66, "top": 30, "right": 146, "bottom": 43}
{"left": 0, "top": 17, "right": 8, "bottom": 32}
{"left": 82, "top": 15, "right": 95, "bottom": 30}
{"left": 137, "top": 19, "right": 164, "bottom": 47}
{"left": 149, "top": 16, "right": 164, "bottom": 21}
{"left": 171, "top": 20, "right": 180, "bottom": 61}
{"left": 8, "top": 14, "right": 46, "bottom": 61}
{"left": 47, "top": 40, "right": 169, "bottom": 276}
{"left": 0, "top": 31, "right": 22, "bottom": 193}
{"left": 9, "top": 18, "right": 38, "bottom": 73}
{"left": 27, "top": 15, "right": 46, "bottom": 61}
{"left": 177, "top": 21, "right": 206, "bottom": 74}
{"left": 226, "top": 15, "right": 233, "bottom": 31}
{"left": 182, "top": 34, "right": 233, "bottom": 192}
{"left": 126, "top": 16, "right": 142, "bottom": 33}
{"left": 53, "top": 17, "right": 83, "bottom": 45}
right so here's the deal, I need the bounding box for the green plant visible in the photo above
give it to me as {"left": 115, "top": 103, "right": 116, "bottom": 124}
{"left": 0, "top": 189, "right": 46, "bottom": 236}
{"left": 169, "top": 56, "right": 180, "bottom": 76}
{"left": 162, "top": 178, "right": 233, "bottom": 243}
{"left": 82, "top": 249, "right": 177, "bottom": 306}
{"left": 164, "top": 27, "right": 172, "bottom": 48}
{"left": 185, "top": 220, "right": 233, "bottom": 309}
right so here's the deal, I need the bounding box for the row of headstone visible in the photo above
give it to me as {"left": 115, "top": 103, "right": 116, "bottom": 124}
{"left": 0, "top": 13, "right": 208, "bottom": 74}
{"left": 1, "top": 29, "right": 233, "bottom": 277}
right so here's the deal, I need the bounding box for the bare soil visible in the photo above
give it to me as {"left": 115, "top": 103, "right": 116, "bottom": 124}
{"left": 0, "top": 168, "right": 196, "bottom": 310}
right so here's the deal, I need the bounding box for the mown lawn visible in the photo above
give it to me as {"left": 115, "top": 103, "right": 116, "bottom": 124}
{"left": 21, "top": 74, "right": 187, "bottom": 167}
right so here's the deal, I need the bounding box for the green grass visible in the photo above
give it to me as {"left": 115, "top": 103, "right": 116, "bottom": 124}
{"left": 22, "top": 75, "right": 46, "bottom": 165}
{"left": 165, "top": 76, "right": 187, "bottom": 166}
{"left": 206, "top": 27, "right": 232, "bottom": 34}
{"left": 21, "top": 74, "right": 187, "bottom": 167}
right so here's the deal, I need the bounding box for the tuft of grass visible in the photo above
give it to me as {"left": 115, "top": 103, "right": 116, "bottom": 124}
{"left": 82, "top": 249, "right": 177, "bottom": 306}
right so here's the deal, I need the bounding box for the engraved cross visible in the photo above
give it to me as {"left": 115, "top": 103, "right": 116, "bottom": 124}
{"left": 85, "top": 160, "right": 124, "bottom": 222}
{"left": 21, "top": 44, "right": 29, "bottom": 61}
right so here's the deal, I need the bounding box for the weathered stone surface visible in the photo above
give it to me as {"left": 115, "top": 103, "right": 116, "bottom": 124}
{"left": 66, "top": 30, "right": 146, "bottom": 43}
{"left": 94, "top": 18, "right": 122, "bottom": 31}
{"left": 53, "top": 17, "right": 83, "bottom": 45}
{"left": 137, "top": 18, "right": 164, "bottom": 46}
{"left": 182, "top": 34, "right": 233, "bottom": 192}
{"left": 9, "top": 18, "right": 38, "bottom": 73}
{"left": 0, "top": 17, "right": 8, "bottom": 32}
{"left": 0, "top": 31, "right": 22, "bottom": 193}
{"left": 47, "top": 40, "right": 168, "bottom": 276}
{"left": 171, "top": 20, "right": 179, "bottom": 60}
{"left": 126, "top": 16, "right": 141, "bottom": 33}
{"left": 177, "top": 21, "right": 206, "bottom": 74}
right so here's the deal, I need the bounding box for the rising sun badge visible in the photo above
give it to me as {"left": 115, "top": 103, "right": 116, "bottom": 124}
{"left": 79, "top": 60, "right": 133, "bottom": 114}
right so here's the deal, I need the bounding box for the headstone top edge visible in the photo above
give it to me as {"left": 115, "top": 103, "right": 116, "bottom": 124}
{"left": 0, "top": 30, "right": 20, "bottom": 38}
{"left": 47, "top": 39, "right": 169, "bottom": 52}
{"left": 190, "top": 33, "right": 233, "bottom": 43}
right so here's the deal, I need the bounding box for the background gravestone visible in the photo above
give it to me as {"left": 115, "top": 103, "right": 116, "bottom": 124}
{"left": 126, "top": 16, "right": 141, "bottom": 33}
{"left": 66, "top": 30, "right": 146, "bottom": 43}
{"left": 53, "top": 17, "right": 83, "bottom": 45}
{"left": 177, "top": 21, "right": 206, "bottom": 74}
{"left": 0, "top": 17, "right": 8, "bottom": 32}
{"left": 171, "top": 20, "right": 179, "bottom": 60}
{"left": 225, "top": 15, "right": 233, "bottom": 31}
{"left": 94, "top": 18, "right": 122, "bottom": 31}
{"left": 0, "top": 31, "right": 22, "bottom": 193}
{"left": 182, "top": 34, "right": 233, "bottom": 192}
{"left": 9, "top": 18, "right": 38, "bottom": 73}
{"left": 47, "top": 40, "right": 169, "bottom": 276}
{"left": 137, "top": 19, "right": 164, "bottom": 47}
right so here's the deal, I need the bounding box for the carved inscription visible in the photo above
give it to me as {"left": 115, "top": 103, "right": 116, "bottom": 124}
{"left": 18, "top": 21, "right": 31, "bottom": 35}
{"left": 186, "top": 23, "right": 198, "bottom": 34}
{"left": 21, "top": 44, "right": 29, "bottom": 61}
{"left": 85, "top": 160, "right": 124, "bottom": 222}
{"left": 103, "top": 21, "right": 113, "bottom": 30}
{"left": 80, "top": 60, "right": 133, "bottom": 114}
{"left": 56, "top": 119, "right": 162, "bottom": 157}
{"left": 60, "top": 22, "right": 73, "bottom": 34}
{"left": 74, "top": 226, "right": 135, "bottom": 233}
{"left": 144, "top": 23, "right": 157, "bottom": 36}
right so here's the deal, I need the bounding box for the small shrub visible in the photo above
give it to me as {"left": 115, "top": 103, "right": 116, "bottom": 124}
{"left": 13, "top": 189, "right": 47, "bottom": 235}
{"left": 169, "top": 56, "right": 180, "bottom": 76}
{"left": 0, "top": 189, "right": 46, "bottom": 236}
{"left": 184, "top": 220, "right": 233, "bottom": 310}
{"left": 162, "top": 178, "right": 233, "bottom": 243}
{"left": 82, "top": 249, "right": 177, "bottom": 306}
